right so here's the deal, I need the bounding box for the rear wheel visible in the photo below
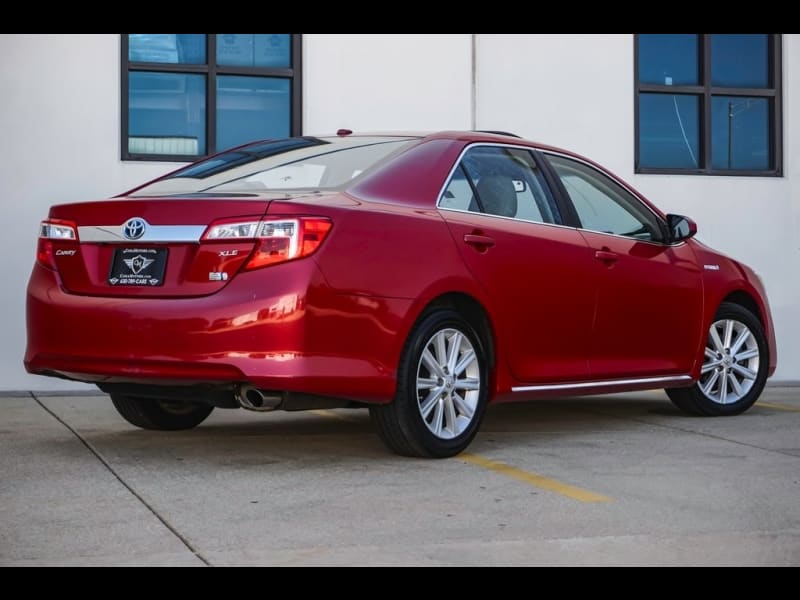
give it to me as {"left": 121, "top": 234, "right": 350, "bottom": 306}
{"left": 370, "top": 309, "right": 489, "bottom": 458}
{"left": 666, "top": 302, "right": 768, "bottom": 416}
{"left": 110, "top": 394, "right": 214, "bottom": 431}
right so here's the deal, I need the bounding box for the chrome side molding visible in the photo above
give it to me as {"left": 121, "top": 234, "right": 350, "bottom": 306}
{"left": 511, "top": 375, "right": 693, "bottom": 393}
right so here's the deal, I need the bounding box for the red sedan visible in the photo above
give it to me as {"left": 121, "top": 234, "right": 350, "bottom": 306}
{"left": 26, "top": 131, "right": 777, "bottom": 457}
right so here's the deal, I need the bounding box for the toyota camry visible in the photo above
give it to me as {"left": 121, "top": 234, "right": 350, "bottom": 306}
{"left": 25, "top": 131, "right": 777, "bottom": 457}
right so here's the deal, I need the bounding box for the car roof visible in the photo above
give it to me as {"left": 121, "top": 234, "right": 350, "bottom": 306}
{"left": 422, "top": 131, "right": 579, "bottom": 156}
{"left": 308, "top": 130, "right": 580, "bottom": 158}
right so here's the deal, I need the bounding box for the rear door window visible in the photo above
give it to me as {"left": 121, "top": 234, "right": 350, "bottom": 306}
{"left": 439, "top": 146, "right": 563, "bottom": 225}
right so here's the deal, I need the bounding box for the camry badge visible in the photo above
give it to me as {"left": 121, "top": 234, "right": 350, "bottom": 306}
{"left": 123, "top": 217, "right": 147, "bottom": 240}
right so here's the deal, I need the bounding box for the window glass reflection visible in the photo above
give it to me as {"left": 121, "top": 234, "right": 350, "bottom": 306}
{"left": 711, "top": 96, "right": 769, "bottom": 170}
{"left": 217, "top": 34, "right": 291, "bottom": 68}
{"left": 128, "top": 72, "right": 206, "bottom": 156}
{"left": 639, "top": 94, "right": 700, "bottom": 169}
{"left": 711, "top": 34, "right": 769, "bottom": 88}
{"left": 216, "top": 76, "right": 290, "bottom": 151}
{"left": 638, "top": 34, "right": 699, "bottom": 86}
{"left": 129, "top": 34, "right": 206, "bottom": 64}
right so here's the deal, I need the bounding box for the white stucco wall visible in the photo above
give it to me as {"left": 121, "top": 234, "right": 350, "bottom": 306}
{"left": 0, "top": 33, "right": 796, "bottom": 390}
{"left": 303, "top": 34, "right": 472, "bottom": 133}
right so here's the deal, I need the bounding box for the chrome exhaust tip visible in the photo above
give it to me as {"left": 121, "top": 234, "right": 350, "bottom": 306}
{"left": 236, "top": 385, "right": 282, "bottom": 412}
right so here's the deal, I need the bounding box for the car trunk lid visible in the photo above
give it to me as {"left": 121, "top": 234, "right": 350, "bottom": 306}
{"left": 46, "top": 197, "right": 271, "bottom": 297}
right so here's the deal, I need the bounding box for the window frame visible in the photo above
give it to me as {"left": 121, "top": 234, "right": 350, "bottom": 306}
{"left": 634, "top": 34, "right": 782, "bottom": 177}
{"left": 121, "top": 34, "right": 302, "bottom": 162}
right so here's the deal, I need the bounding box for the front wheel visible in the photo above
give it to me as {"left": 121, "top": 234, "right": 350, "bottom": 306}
{"left": 666, "top": 302, "right": 769, "bottom": 416}
{"left": 111, "top": 394, "right": 214, "bottom": 431}
{"left": 370, "top": 309, "right": 489, "bottom": 458}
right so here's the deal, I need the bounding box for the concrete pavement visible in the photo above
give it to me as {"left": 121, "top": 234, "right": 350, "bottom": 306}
{"left": 1, "top": 387, "right": 799, "bottom": 566}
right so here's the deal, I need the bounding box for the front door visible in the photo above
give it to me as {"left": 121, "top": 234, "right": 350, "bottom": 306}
{"left": 544, "top": 153, "right": 704, "bottom": 379}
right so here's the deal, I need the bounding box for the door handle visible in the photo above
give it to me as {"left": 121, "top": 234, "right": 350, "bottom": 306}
{"left": 594, "top": 249, "right": 619, "bottom": 264}
{"left": 464, "top": 234, "right": 496, "bottom": 248}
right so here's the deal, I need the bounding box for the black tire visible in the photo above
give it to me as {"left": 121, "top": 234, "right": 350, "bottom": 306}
{"left": 666, "top": 302, "right": 769, "bottom": 416}
{"left": 110, "top": 394, "right": 214, "bottom": 431}
{"left": 370, "top": 309, "right": 489, "bottom": 458}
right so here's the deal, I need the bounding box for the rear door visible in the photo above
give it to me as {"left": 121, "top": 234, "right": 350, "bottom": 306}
{"left": 439, "top": 144, "right": 595, "bottom": 383}
{"left": 542, "top": 153, "right": 704, "bottom": 378}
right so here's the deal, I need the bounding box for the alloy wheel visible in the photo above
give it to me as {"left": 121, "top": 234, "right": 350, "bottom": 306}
{"left": 697, "top": 318, "right": 760, "bottom": 405}
{"left": 416, "top": 328, "right": 481, "bottom": 439}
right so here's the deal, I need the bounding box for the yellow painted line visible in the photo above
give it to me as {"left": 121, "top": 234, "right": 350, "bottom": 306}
{"left": 461, "top": 453, "right": 612, "bottom": 503}
{"left": 757, "top": 401, "right": 800, "bottom": 413}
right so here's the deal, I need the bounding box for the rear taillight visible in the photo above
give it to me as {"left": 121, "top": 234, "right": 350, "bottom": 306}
{"left": 202, "top": 217, "right": 332, "bottom": 271}
{"left": 40, "top": 221, "right": 77, "bottom": 240}
{"left": 37, "top": 219, "right": 78, "bottom": 270}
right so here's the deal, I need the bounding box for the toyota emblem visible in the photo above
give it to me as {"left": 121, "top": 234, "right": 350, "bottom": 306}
{"left": 123, "top": 217, "right": 147, "bottom": 240}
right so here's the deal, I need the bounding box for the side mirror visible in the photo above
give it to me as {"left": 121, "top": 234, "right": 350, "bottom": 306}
{"left": 666, "top": 214, "right": 697, "bottom": 243}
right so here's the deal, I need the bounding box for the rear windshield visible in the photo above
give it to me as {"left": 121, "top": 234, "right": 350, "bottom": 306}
{"left": 128, "top": 136, "right": 418, "bottom": 197}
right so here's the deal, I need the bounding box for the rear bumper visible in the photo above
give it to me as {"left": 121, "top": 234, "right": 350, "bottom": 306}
{"left": 25, "top": 260, "right": 411, "bottom": 402}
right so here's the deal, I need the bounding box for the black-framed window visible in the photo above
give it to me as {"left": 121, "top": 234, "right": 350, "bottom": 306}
{"left": 122, "top": 34, "right": 302, "bottom": 161}
{"left": 635, "top": 34, "right": 781, "bottom": 176}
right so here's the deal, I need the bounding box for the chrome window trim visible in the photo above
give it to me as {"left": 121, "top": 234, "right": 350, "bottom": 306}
{"left": 437, "top": 206, "right": 579, "bottom": 233}
{"left": 77, "top": 224, "right": 207, "bottom": 243}
{"left": 572, "top": 227, "right": 685, "bottom": 248}
{"left": 439, "top": 193, "right": 686, "bottom": 248}
{"left": 511, "top": 374, "right": 692, "bottom": 393}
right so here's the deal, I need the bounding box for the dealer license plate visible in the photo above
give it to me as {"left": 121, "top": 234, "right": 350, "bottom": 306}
{"left": 108, "top": 247, "right": 168, "bottom": 286}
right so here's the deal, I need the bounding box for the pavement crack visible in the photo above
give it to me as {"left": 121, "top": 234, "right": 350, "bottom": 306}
{"left": 578, "top": 405, "right": 800, "bottom": 459}
{"left": 30, "top": 392, "right": 211, "bottom": 566}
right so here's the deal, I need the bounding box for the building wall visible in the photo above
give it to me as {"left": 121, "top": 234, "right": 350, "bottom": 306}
{"left": 0, "top": 33, "right": 796, "bottom": 390}
{"left": 303, "top": 34, "right": 472, "bottom": 133}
